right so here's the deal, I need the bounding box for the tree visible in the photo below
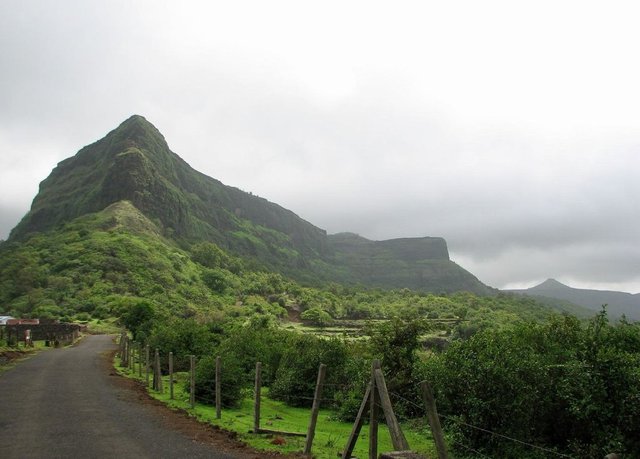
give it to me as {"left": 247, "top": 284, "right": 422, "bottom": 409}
{"left": 121, "top": 300, "right": 155, "bottom": 341}
{"left": 301, "top": 307, "right": 333, "bottom": 326}
{"left": 366, "top": 317, "right": 429, "bottom": 416}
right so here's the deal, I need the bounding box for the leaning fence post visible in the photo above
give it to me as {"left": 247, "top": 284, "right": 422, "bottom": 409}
{"left": 421, "top": 381, "right": 448, "bottom": 459}
{"left": 169, "top": 352, "right": 174, "bottom": 400}
{"left": 189, "top": 355, "right": 195, "bottom": 408}
{"left": 341, "top": 384, "right": 371, "bottom": 459}
{"left": 215, "top": 356, "right": 221, "bottom": 419}
{"left": 369, "top": 359, "right": 380, "bottom": 459}
{"left": 253, "top": 361, "right": 262, "bottom": 433}
{"left": 374, "top": 367, "right": 409, "bottom": 450}
{"left": 304, "top": 363, "right": 327, "bottom": 455}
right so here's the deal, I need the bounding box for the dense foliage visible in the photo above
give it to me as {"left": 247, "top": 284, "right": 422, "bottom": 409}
{"left": 2, "top": 193, "right": 637, "bottom": 457}
{"left": 0, "top": 201, "right": 579, "bottom": 334}
{"left": 424, "top": 310, "right": 640, "bottom": 458}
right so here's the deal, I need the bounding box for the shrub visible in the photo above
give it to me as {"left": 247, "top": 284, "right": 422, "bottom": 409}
{"left": 147, "top": 318, "right": 219, "bottom": 371}
{"left": 194, "top": 354, "right": 245, "bottom": 407}
{"left": 270, "top": 335, "right": 349, "bottom": 407}
{"left": 423, "top": 311, "right": 640, "bottom": 457}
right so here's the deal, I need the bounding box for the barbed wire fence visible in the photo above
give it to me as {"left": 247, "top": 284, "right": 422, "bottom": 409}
{"left": 115, "top": 333, "right": 612, "bottom": 459}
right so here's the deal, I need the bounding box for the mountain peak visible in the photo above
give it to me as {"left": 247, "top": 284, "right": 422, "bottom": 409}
{"left": 536, "top": 278, "right": 569, "bottom": 289}
{"left": 109, "top": 114, "right": 168, "bottom": 150}
{"left": 8, "top": 117, "right": 491, "bottom": 294}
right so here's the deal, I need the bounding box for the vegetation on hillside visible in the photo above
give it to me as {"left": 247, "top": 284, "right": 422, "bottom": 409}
{"left": 2, "top": 114, "right": 636, "bottom": 457}
{"left": 7, "top": 115, "right": 489, "bottom": 293}
{"left": 0, "top": 202, "right": 572, "bottom": 333}
{"left": 2, "top": 203, "right": 638, "bottom": 457}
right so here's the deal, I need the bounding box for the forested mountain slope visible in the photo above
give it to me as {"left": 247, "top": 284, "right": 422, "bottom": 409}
{"left": 8, "top": 115, "right": 489, "bottom": 293}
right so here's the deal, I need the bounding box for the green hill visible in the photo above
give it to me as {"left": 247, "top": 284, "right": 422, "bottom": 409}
{"left": 507, "top": 278, "right": 640, "bottom": 321}
{"left": 8, "top": 115, "right": 489, "bottom": 294}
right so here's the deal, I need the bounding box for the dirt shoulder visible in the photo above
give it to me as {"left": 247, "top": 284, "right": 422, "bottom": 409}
{"left": 0, "top": 347, "right": 38, "bottom": 369}
{"left": 106, "top": 349, "right": 303, "bottom": 458}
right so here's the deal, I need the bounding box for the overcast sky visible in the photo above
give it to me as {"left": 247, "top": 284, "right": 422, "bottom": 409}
{"left": 1, "top": 1, "right": 639, "bottom": 293}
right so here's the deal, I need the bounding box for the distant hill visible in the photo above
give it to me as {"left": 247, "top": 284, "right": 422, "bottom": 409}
{"left": 328, "top": 233, "right": 490, "bottom": 293}
{"left": 8, "top": 115, "right": 490, "bottom": 294}
{"left": 507, "top": 279, "right": 640, "bottom": 321}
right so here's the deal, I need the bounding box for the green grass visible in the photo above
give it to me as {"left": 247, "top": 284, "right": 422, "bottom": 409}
{"left": 115, "top": 358, "right": 438, "bottom": 458}
{"left": 85, "top": 318, "right": 122, "bottom": 334}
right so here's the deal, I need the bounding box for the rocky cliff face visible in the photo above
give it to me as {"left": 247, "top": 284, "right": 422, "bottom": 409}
{"left": 10, "top": 115, "right": 491, "bottom": 294}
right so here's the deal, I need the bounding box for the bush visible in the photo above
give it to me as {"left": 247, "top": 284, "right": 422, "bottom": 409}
{"left": 214, "top": 322, "right": 289, "bottom": 387}
{"left": 270, "top": 335, "right": 349, "bottom": 407}
{"left": 423, "top": 311, "right": 640, "bottom": 457}
{"left": 147, "top": 318, "right": 219, "bottom": 371}
{"left": 194, "top": 354, "right": 245, "bottom": 407}
{"left": 301, "top": 307, "right": 333, "bottom": 326}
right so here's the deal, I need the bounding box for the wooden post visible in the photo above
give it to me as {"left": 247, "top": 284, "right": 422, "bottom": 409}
{"left": 304, "top": 363, "right": 327, "bottom": 455}
{"left": 118, "top": 333, "right": 125, "bottom": 358}
{"left": 369, "top": 360, "right": 380, "bottom": 459}
{"left": 190, "top": 355, "right": 195, "bottom": 408}
{"left": 154, "top": 348, "right": 163, "bottom": 392}
{"left": 253, "top": 362, "right": 262, "bottom": 433}
{"left": 120, "top": 335, "right": 128, "bottom": 367}
{"left": 420, "top": 381, "right": 448, "bottom": 459}
{"left": 138, "top": 343, "right": 142, "bottom": 377}
{"left": 215, "top": 356, "right": 221, "bottom": 419}
{"left": 128, "top": 341, "right": 133, "bottom": 370}
{"left": 145, "top": 344, "right": 150, "bottom": 387}
{"left": 341, "top": 384, "right": 371, "bottom": 459}
{"left": 169, "top": 352, "right": 174, "bottom": 400}
{"left": 374, "top": 368, "right": 409, "bottom": 450}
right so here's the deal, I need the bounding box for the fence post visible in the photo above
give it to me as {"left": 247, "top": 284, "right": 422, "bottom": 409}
{"left": 215, "top": 356, "right": 221, "bottom": 419}
{"left": 304, "top": 363, "right": 327, "bottom": 455}
{"left": 374, "top": 368, "right": 409, "bottom": 450}
{"left": 253, "top": 361, "right": 262, "bottom": 433}
{"left": 369, "top": 359, "right": 380, "bottom": 459}
{"left": 120, "top": 335, "right": 128, "bottom": 367}
{"left": 190, "top": 355, "right": 195, "bottom": 408}
{"left": 154, "top": 348, "right": 164, "bottom": 392}
{"left": 128, "top": 341, "right": 133, "bottom": 371}
{"left": 145, "top": 344, "right": 150, "bottom": 387}
{"left": 118, "top": 332, "right": 125, "bottom": 359}
{"left": 420, "top": 381, "right": 448, "bottom": 459}
{"left": 138, "top": 343, "right": 142, "bottom": 377}
{"left": 169, "top": 352, "right": 174, "bottom": 400}
{"left": 341, "top": 384, "right": 371, "bottom": 459}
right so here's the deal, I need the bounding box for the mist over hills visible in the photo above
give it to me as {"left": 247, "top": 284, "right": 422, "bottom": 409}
{"left": 8, "top": 115, "right": 490, "bottom": 294}
{"left": 507, "top": 278, "right": 640, "bottom": 321}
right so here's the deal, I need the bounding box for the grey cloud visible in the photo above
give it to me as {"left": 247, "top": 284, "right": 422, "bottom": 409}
{"left": 1, "top": 1, "right": 639, "bottom": 293}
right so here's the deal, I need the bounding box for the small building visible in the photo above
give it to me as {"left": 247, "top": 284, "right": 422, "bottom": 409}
{"left": 6, "top": 318, "right": 40, "bottom": 325}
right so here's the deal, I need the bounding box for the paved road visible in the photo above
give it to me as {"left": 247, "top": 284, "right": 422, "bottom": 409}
{"left": 0, "top": 335, "right": 245, "bottom": 459}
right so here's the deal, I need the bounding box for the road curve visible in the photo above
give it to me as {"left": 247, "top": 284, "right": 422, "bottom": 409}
{"left": 0, "top": 335, "right": 245, "bottom": 459}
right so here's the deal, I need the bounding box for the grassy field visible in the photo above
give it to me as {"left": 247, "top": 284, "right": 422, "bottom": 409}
{"left": 115, "top": 358, "right": 438, "bottom": 458}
